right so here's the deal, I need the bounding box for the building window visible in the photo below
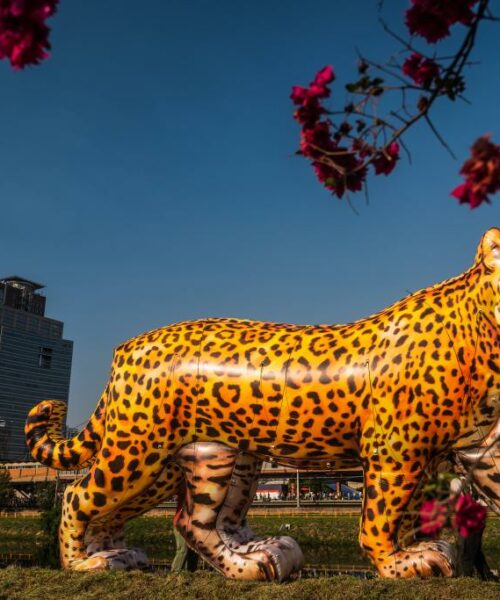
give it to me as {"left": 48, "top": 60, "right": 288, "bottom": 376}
{"left": 39, "top": 347, "right": 53, "bottom": 369}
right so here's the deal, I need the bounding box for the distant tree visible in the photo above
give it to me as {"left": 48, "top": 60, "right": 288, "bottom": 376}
{"left": 31, "top": 480, "right": 61, "bottom": 567}
{"left": 36, "top": 500, "right": 62, "bottom": 568}
{"left": 32, "top": 481, "right": 57, "bottom": 510}
{"left": 0, "top": 468, "right": 15, "bottom": 509}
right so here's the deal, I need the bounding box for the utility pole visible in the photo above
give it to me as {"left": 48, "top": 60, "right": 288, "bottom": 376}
{"left": 54, "top": 470, "right": 60, "bottom": 505}
{"left": 296, "top": 469, "right": 300, "bottom": 508}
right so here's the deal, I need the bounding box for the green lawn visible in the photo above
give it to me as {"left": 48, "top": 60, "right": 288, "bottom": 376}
{"left": 122, "top": 515, "right": 370, "bottom": 566}
{"left": 0, "top": 569, "right": 500, "bottom": 600}
{"left": 1, "top": 516, "right": 499, "bottom": 599}
{"left": 0, "top": 515, "right": 499, "bottom": 569}
{"left": 0, "top": 517, "right": 41, "bottom": 555}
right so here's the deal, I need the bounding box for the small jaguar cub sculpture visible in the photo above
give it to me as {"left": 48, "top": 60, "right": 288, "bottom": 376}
{"left": 26, "top": 228, "right": 500, "bottom": 579}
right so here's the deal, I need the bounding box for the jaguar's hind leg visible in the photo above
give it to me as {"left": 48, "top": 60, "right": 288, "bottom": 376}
{"left": 84, "top": 521, "right": 126, "bottom": 555}
{"left": 80, "top": 521, "right": 148, "bottom": 571}
{"left": 174, "top": 443, "right": 303, "bottom": 580}
{"left": 81, "top": 468, "right": 182, "bottom": 570}
{"left": 61, "top": 460, "right": 182, "bottom": 570}
{"left": 59, "top": 475, "right": 99, "bottom": 569}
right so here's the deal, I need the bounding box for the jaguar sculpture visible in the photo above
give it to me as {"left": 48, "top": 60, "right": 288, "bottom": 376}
{"left": 25, "top": 227, "right": 500, "bottom": 579}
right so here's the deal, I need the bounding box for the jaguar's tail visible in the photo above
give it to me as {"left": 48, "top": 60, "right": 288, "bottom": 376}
{"left": 25, "top": 389, "right": 107, "bottom": 470}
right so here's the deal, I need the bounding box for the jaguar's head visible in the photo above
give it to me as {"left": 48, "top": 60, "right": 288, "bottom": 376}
{"left": 474, "top": 227, "right": 500, "bottom": 327}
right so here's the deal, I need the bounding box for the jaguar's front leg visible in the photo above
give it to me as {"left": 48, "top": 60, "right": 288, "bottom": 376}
{"left": 360, "top": 458, "right": 456, "bottom": 578}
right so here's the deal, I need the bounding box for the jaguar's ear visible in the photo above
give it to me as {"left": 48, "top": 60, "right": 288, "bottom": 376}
{"left": 477, "top": 227, "right": 500, "bottom": 271}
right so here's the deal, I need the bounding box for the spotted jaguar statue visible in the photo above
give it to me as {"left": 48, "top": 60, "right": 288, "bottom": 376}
{"left": 25, "top": 227, "right": 500, "bottom": 579}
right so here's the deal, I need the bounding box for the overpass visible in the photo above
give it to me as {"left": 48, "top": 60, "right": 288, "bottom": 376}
{"left": 1, "top": 462, "right": 88, "bottom": 484}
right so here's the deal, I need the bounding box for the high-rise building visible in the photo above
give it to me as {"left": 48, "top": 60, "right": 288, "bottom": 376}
{"left": 0, "top": 276, "right": 73, "bottom": 462}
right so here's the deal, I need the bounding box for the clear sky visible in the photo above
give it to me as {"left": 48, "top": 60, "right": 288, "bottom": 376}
{"left": 1, "top": 0, "right": 498, "bottom": 427}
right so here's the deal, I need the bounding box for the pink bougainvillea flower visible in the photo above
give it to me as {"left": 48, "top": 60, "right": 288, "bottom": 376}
{"left": 308, "top": 66, "right": 335, "bottom": 100}
{"left": 344, "top": 161, "right": 367, "bottom": 193}
{"left": 420, "top": 499, "right": 448, "bottom": 537}
{"left": 313, "top": 161, "right": 340, "bottom": 193}
{"left": 372, "top": 142, "right": 400, "bottom": 176}
{"left": 290, "top": 66, "right": 335, "bottom": 105}
{"left": 300, "top": 121, "right": 334, "bottom": 159}
{"left": 406, "top": 3, "right": 450, "bottom": 42}
{"left": 308, "top": 81, "right": 331, "bottom": 100}
{"left": 451, "top": 134, "right": 500, "bottom": 208}
{"left": 290, "top": 85, "right": 310, "bottom": 106}
{"left": 292, "top": 67, "right": 334, "bottom": 141}
{"left": 314, "top": 65, "right": 335, "bottom": 87}
{"left": 0, "top": 0, "right": 58, "bottom": 69}
{"left": 441, "top": 0, "right": 479, "bottom": 25}
{"left": 312, "top": 158, "right": 365, "bottom": 198}
{"left": 451, "top": 182, "right": 488, "bottom": 209}
{"left": 402, "top": 53, "right": 440, "bottom": 87}
{"left": 311, "top": 142, "right": 367, "bottom": 198}
{"left": 405, "top": 0, "right": 479, "bottom": 43}
{"left": 453, "top": 494, "right": 487, "bottom": 538}
{"left": 291, "top": 66, "right": 335, "bottom": 128}
{"left": 294, "top": 99, "right": 325, "bottom": 128}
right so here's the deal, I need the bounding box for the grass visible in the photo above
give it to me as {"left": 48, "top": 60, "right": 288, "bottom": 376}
{"left": 0, "top": 518, "right": 41, "bottom": 554}
{"left": 0, "top": 569, "right": 500, "bottom": 600}
{"left": 125, "top": 515, "right": 500, "bottom": 568}
{"left": 123, "top": 514, "right": 371, "bottom": 565}
{"left": 1, "top": 515, "right": 499, "bottom": 568}
{"left": 0, "top": 516, "right": 500, "bottom": 599}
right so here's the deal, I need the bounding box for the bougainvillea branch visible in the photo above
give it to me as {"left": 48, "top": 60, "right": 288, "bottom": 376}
{"left": 383, "top": 0, "right": 489, "bottom": 145}
{"left": 0, "top": 1, "right": 59, "bottom": 69}
{"left": 291, "top": 0, "right": 498, "bottom": 209}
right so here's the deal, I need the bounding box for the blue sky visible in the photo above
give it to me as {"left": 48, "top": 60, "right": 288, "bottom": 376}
{"left": 1, "top": 0, "right": 498, "bottom": 426}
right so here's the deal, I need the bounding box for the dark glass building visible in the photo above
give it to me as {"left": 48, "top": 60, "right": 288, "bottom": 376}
{"left": 0, "top": 276, "right": 73, "bottom": 461}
